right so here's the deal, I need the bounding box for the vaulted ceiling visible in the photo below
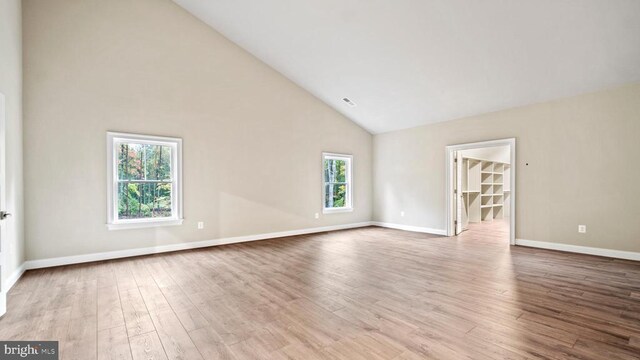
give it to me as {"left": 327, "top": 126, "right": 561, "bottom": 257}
{"left": 173, "top": 0, "right": 640, "bottom": 134}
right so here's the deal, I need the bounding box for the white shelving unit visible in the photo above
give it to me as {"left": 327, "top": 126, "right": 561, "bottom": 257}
{"left": 460, "top": 157, "right": 510, "bottom": 229}
{"left": 461, "top": 158, "right": 481, "bottom": 227}
{"left": 503, "top": 163, "right": 511, "bottom": 218}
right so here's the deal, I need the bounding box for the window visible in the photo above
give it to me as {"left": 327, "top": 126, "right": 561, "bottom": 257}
{"left": 107, "top": 132, "right": 183, "bottom": 230}
{"left": 323, "top": 153, "right": 353, "bottom": 213}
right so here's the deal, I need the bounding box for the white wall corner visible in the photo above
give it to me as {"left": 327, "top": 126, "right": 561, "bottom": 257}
{"left": 515, "top": 239, "right": 640, "bottom": 261}
{"left": 370, "top": 221, "right": 447, "bottom": 236}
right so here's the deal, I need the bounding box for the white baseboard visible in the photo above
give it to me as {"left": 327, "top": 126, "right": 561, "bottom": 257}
{"left": 515, "top": 239, "right": 640, "bottom": 261}
{"left": 371, "top": 221, "right": 447, "bottom": 236}
{"left": 6, "top": 262, "right": 26, "bottom": 292}
{"left": 24, "top": 222, "right": 373, "bottom": 270}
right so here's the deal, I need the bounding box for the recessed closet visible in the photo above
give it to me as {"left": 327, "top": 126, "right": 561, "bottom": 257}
{"left": 458, "top": 146, "right": 511, "bottom": 233}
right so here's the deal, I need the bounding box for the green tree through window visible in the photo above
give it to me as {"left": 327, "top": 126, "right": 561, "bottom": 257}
{"left": 116, "top": 143, "right": 173, "bottom": 219}
{"left": 323, "top": 154, "right": 352, "bottom": 211}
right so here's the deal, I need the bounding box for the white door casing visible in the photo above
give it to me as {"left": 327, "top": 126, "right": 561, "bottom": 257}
{"left": 455, "top": 151, "right": 463, "bottom": 235}
{"left": 0, "top": 93, "right": 6, "bottom": 317}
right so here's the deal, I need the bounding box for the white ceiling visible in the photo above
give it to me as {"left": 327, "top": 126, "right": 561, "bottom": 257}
{"left": 173, "top": 0, "right": 640, "bottom": 134}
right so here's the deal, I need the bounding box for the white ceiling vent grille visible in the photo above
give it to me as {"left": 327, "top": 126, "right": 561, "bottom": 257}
{"left": 342, "top": 97, "right": 357, "bottom": 107}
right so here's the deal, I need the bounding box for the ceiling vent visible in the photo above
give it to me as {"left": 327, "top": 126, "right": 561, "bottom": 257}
{"left": 342, "top": 97, "right": 357, "bottom": 107}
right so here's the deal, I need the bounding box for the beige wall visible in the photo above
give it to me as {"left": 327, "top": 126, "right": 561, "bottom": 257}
{"left": 460, "top": 146, "right": 510, "bottom": 164}
{"left": 20, "top": 0, "right": 640, "bottom": 263}
{"left": 0, "top": 0, "right": 25, "bottom": 281}
{"left": 23, "top": 0, "right": 372, "bottom": 261}
{"left": 374, "top": 83, "right": 640, "bottom": 252}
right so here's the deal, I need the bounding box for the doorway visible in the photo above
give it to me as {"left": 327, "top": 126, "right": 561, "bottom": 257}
{"left": 446, "top": 138, "right": 516, "bottom": 245}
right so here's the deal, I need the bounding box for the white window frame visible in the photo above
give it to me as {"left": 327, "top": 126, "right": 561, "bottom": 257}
{"left": 322, "top": 152, "right": 353, "bottom": 214}
{"left": 106, "top": 132, "right": 183, "bottom": 230}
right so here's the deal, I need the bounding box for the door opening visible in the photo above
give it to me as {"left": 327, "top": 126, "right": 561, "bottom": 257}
{"left": 446, "top": 139, "right": 516, "bottom": 245}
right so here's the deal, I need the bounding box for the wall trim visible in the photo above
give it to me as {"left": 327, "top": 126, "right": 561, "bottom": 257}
{"left": 6, "top": 262, "right": 26, "bottom": 292}
{"left": 370, "top": 221, "right": 447, "bottom": 236}
{"left": 24, "top": 222, "right": 373, "bottom": 270}
{"left": 19, "top": 231, "right": 639, "bottom": 282}
{"left": 515, "top": 239, "right": 640, "bottom": 261}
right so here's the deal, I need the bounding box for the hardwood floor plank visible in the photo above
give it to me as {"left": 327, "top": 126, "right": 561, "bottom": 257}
{"left": 174, "top": 308, "right": 209, "bottom": 333}
{"left": 572, "top": 338, "right": 640, "bottom": 360}
{"left": 325, "top": 332, "right": 404, "bottom": 360}
{"left": 96, "top": 262, "right": 118, "bottom": 289}
{"left": 98, "top": 326, "right": 133, "bottom": 360}
{"left": 119, "top": 287, "right": 156, "bottom": 337}
{"left": 64, "top": 316, "right": 98, "bottom": 360}
{"left": 98, "top": 285, "right": 126, "bottom": 331}
{"left": 138, "top": 284, "right": 172, "bottom": 314}
{"left": 188, "top": 327, "right": 234, "bottom": 360}
{"left": 149, "top": 309, "right": 203, "bottom": 360}
{"left": 2, "top": 222, "right": 640, "bottom": 359}
{"left": 129, "top": 331, "right": 168, "bottom": 360}
{"left": 114, "top": 262, "right": 138, "bottom": 291}
{"left": 33, "top": 306, "right": 72, "bottom": 342}
{"left": 70, "top": 279, "right": 98, "bottom": 320}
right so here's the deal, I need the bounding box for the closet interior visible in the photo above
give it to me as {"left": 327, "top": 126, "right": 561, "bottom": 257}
{"left": 460, "top": 157, "right": 510, "bottom": 230}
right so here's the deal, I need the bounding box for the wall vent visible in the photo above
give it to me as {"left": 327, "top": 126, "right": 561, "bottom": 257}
{"left": 342, "top": 97, "right": 357, "bottom": 107}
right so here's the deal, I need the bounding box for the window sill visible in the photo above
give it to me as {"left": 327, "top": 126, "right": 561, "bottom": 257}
{"left": 107, "top": 218, "right": 184, "bottom": 231}
{"left": 323, "top": 207, "right": 354, "bottom": 214}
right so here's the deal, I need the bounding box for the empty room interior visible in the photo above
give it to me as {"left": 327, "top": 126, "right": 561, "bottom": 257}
{"left": 1, "top": 0, "right": 640, "bottom": 359}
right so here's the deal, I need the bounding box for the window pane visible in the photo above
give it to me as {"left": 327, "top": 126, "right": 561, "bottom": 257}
{"left": 117, "top": 143, "right": 172, "bottom": 181}
{"left": 324, "top": 184, "right": 348, "bottom": 208}
{"left": 324, "top": 159, "right": 347, "bottom": 183}
{"left": 144, "top": 144, "right": 172, "bottom": 180}
{"left": 117, "top": 182, "right": 172, "bottom": 219}
{"left": 117, "top": 143, "right": 141, "bottom": 180}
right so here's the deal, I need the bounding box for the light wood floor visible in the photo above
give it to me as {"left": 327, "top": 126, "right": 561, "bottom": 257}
{"left": 2, "top": 223, "right": 640, "bottom": 359}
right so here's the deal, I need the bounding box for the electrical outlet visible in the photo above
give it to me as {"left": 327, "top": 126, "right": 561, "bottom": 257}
{"left": 578, "top": 225, "right": 586, "bottom": 233}
{"left": 314, "top": 213, "right": 319, "bottom": 219}
{"left": 400, "top": 211, "right": 405, "bottom": 217}
{"left": 197, "top": 221, "right": 204, "bottom": 230}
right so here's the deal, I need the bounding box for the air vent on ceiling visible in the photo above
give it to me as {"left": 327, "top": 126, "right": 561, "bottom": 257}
{"left": 342, "top": 97, "right": 357, "bottom": 107}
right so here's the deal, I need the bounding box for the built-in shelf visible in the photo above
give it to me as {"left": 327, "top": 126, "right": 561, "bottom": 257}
{"left": 460, "top": 158, "right": 511, "bottom": 226}
{"left": 460, "top": 158, "right": 511, "bottom": 225}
